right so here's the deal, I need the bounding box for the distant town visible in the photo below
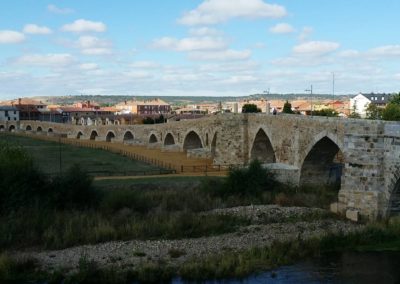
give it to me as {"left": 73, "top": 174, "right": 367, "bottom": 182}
{"left": 0, "top": 92, "right": 394, "bottom": 126}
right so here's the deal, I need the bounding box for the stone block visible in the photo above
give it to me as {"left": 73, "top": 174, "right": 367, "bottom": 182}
{"left": 346, "top": 209, "right": 360, "bottom": 222}
{"left": 330, "top": 202, "right": 338, "bottom": 214}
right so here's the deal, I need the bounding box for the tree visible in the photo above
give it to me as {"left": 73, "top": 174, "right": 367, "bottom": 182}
{"left": 382, "top": 93, "right": 400, "bottom": 121}
{"left": 365, "top": 103, "right": 382, "bottom": 120}
{"left": 282, "top": 100, "right": 294, "bottom": 114}
{"left": 242, "top": 104, "right": 261, "bottom": 113}
{"left": 312, "top": 108, "right": 338, "bottom": 117}
{"left": 348, "top": 104, "right": 361, "bottom": 118}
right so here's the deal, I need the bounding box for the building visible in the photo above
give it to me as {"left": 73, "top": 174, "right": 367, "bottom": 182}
{"left": 0, "top": 106, "right": 19, "bottom": 121}
{"left": 0, "top": 98, "right": 47, "bottom": 121}
{"left": 350, "top": 93, "right": 391, "bottom": 118}
{"left": 115, "top": 99, "right": 171, "bottom": 115}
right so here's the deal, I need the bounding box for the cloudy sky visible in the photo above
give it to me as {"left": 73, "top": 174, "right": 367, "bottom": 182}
{"left": 0, "top": 0, "right": 399, "bottom": 99}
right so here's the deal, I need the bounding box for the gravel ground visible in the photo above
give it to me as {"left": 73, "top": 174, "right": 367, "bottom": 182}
{"left": 14, "top": 205, "right": 362, "bottom": 272}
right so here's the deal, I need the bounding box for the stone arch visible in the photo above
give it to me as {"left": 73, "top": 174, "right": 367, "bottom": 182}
{"left": 48, "top": 128, "right": 53, "bottom": 133}
{"left": 76, "top": 131, "right": 83, "bottom": 139}
{"left": 183, "top": 130, "right": 203, "bottom": 150}
{"left": 123, "top": 131, "right": 134, "bottom": 142}
{"left": 106, "top": 131, "right": 115, "bottom": 142}
{"left": 164, "top": 133, "right": 175, "bottom": 146}
{"left": 149, "top": 134, "right": 158, "bottom": 143}
{"left": 90, "top": 130, "right": 98, "bottom": 140}
{"left": 388, "top": 177, "right": 400, "bottom": 217}
{"left": 36, "top": 126, "right": 43, "bottom": 132}
{"left": 0, "top": 125, "right": 4, "bottom": 131}
{"left": 211, "top": 132, "right": 217, "bottom": 158}
{"left": 250, "top": 128, "right": 276, "bottom": 163}
{"left": 26, "top": 125, "right": 32, "bottom": 131}
{"left": 8, "top": 125, "right": 16, "bottom": 132}
{"left": 300, "top": 136, "right": 344, "bottom": 187}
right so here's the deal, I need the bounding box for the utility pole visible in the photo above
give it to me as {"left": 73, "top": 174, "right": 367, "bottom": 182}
{"left": 305, "top": 85, "right": 313, "bottom": 116}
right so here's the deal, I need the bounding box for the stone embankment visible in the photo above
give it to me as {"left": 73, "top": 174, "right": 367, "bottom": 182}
{"left": 15, "top": 205, "right": 362, "bottom": 272}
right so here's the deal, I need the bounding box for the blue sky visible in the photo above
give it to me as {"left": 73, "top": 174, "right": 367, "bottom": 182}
{"left": 0, "top": 0, "right": 399, "bottom": 99}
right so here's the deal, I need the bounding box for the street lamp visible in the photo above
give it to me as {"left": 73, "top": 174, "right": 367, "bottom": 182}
{"left": 305, "top": 85, "right": 313, "bottom": 116}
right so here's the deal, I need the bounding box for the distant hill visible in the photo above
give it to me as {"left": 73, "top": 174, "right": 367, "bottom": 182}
{"left": 33, "top": 93, "right": 352, "bottom": 106}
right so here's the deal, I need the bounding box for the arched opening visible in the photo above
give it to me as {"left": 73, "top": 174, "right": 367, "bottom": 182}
{"left": 183, "top": 131, "right": 203, "bottom": 150}
{"left": 206, "top": 133, "right": 209, "bottom": 146}
{"left": 36, "top": 126, "right": 42, "bottom": 132}
{"left": 250, "top": 129, "right": 276, "bottom": 163}
{"left": 389, "top": 179, "right": 400, "bottom": 216}
{"left": 90, "top": 130, "right": 98, "bottom": 140}
{"left": 211, "top": 132, "right": 217, "bottom": 158}
{"left": 123, "top": 131, "right": 134, "bottom": 142}
{"left": 164, "top": 133, "right": 175, "bottom": 146}
{"left": 48, "top": 128, "right": 53, "bottom": 133}
{"left": 8, "top": 125, "right": 15, "bottom": 132}
{"left": 106, "top": 131, "right": 115, "bottom": 142}
{"left": 26, "top": 125, "right": 32, "bottom": 131}
{"left": 300, "top": 136, "right": 343, "bottom": 188}
{"left": 149, "top": 134, "right": 158, "bottom": 143}
{"left": 76, "top": 131, "right": 83, "bottom": 139}
{"left": 0, "top": 125, "right": 4, "bottom": 131}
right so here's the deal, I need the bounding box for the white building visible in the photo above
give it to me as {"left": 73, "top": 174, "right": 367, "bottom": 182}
{"left": 0, "top": 106, "right": 19, "bottom": 121}
{"left": 350, "top": 93, "right": 371, "bottom": 118}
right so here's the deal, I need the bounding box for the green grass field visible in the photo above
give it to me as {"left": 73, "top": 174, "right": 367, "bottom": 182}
{"left": 0, "top": 134, "right": 162, "bottom": 175}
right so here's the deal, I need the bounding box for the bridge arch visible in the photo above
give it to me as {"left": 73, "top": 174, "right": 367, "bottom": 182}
{"left": 211, "top": 132, "right": 217, "bottom": 159}
{"left": 48, "top": 128, "right": 53, "bottom": 133}
{"left": 106, "top": 131, "right": 115, "bottom": 142}
{"left": 36, "top": 126, "right": 43, "bottom": 132}
{"left": 388, "top": 177, "right": 400, "bottom": 217}
{"left": 8, "top": 125, "right": 16, "bottom": 132}
{"left": 89, "top": 130, "right": 98, "bottom": 140}
{"left": 300, "top": 133, "right": 344, "bottom": 187}
{"left": 183, "top": 130, "right": 203, "bottom": 150}
{"left": 26, "top": 125, "right": 32, "bottom": 131}
{"left": 123, "top": 131, "right": 134, "bottom": 142}
{"left": 0, "top": 125, "right": 4, "bottom": 131}
{"left": 149, "top": 133, "right": 158, "bottom": 143}
{"left": 164, "top": 133, "right": 175, "bottom": 146}
{"left": 76, "top": 131, "right": 83, "bottom": 139}
{"left": 250, "top": 128, "right": 276, "bottom": 163}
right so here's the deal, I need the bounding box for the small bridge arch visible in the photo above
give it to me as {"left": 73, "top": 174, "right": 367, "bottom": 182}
{"left": 211, "top": 132, "right": 218, "bottom": 159}
{"left": 149, "top": 133, "right": 158, "bottom": 143}
{"left": 250, "top": 128, "right": 276, "bottom": 163}
{"left": 123, "top": 131, "right": 134, "bottom": 142}
{"left": 76, "top": 131, "right": 83, "bottom": 139}
{"left": 90, "top": 130, "right": 98, "bottom": 140}
{"left": 36, "top": 126, "right": 43, "bottom": 132}
{"left": 164, "top": 133, "right": 175, "bottom": 146}
{"left": 48, "top": 128, "right": 53, "bottom": 133}
{"left": 26, "top": 125, "right": 32, "bottom": 131}
{"left": 300, "top": 133, "right": 344, "bottom": 187}
{"left": 183, "top": 130, "right": 203, "bottom": 150}
{"left": 106, "top": 131, "right": 115, "bottom": 142}
{"left": 8, "top": 125, "right": 16, "bottom": 132}
{"left": 0, "top": 125, "right": 4, "bottom": 131}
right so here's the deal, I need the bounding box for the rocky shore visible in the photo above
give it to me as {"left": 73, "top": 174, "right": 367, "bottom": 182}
{"left": 14, "top": 205, "right": 362, "bottom": 272}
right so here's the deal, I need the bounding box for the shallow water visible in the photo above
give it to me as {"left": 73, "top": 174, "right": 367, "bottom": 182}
{"left": 173, "top": 251, "right": 400, "bottom": 284}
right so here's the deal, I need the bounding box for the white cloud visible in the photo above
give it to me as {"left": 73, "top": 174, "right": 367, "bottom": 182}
{"left": 298, "top": 26, "right": 313, "bottom": 41}
{"left": 79, "top": 63, "right": 99, "bottom": 70}
{"left": 13, "top": 53, "right": 74, "bottom": 67}
{"left": 76, "top": 36, "right": 112, "bottom": 55}
{"left": 23, "top": 24, "right": 52, "bottom": 35}
{"left": 130, "top": 61, "right": 160, "bottom": 69}
{"left": 178, "top": 0, "right": 287, "bottom": 26}
{"left": 189, "top": 27, "right": 222, "bottom": 36}
{"left": 293, "top": 41, "right": 340, "bottom": 56}
{"left": 152, "top": 36, "right": 227, "bottom": 51}
{"left": 338, "top": 49, "right": 360, "bottom": 58}
{"left": 368, "top": 45, "right": 400, "bottom": 57}
{"left": 222, "top": 75, "right": 258, "bottom": 84}
{"left": 0, "top": 30, "right": 25, "bottom": 44}
{"left": 61, "top": 19, "right": 106, "bottom": 33}
{"left": 189, "top": 49, "right": 251, "bottom": 61}
{"left": 47, "top": 4, "right": 74, "bottom": 14}
{"left": 269, "top": 23, "right": 295, "bottom": 34}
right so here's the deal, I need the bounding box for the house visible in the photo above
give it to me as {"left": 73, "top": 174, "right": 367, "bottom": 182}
{"left": 0, "top": 106, "right": 19, "bottom": 121}
{"left": 115, "top": 99, "right": 171, "bottom": 115}
{"left": 0, "top": 98, "right": 47, "bottom": 121}
{"left": 350, "top": 93, "right": 391, "bottom": 118}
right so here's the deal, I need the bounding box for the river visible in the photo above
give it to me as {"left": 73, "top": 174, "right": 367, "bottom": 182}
{"left": 173, "top": 251, "right": 400, "bottom": 284}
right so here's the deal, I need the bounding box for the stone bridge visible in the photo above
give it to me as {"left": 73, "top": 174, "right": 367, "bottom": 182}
{"left": 1, "top": 113, "right": 400, "bottom": 220}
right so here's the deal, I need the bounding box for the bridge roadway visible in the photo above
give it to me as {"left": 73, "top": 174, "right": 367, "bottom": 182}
{"left": 2, "top": 113, "right": 400, "bottom": 220}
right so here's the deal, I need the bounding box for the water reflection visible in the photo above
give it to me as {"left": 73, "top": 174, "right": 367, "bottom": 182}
{"left": 174, "top": 251, "right": 400, "bottom": 284}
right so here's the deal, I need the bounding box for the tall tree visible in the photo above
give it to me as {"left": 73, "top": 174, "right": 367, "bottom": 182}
{"left": 282, "top": 100, "right": 294, "bottom": 114}
{"left": 242, "top": 104, "right": 261, "bottom": 113}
